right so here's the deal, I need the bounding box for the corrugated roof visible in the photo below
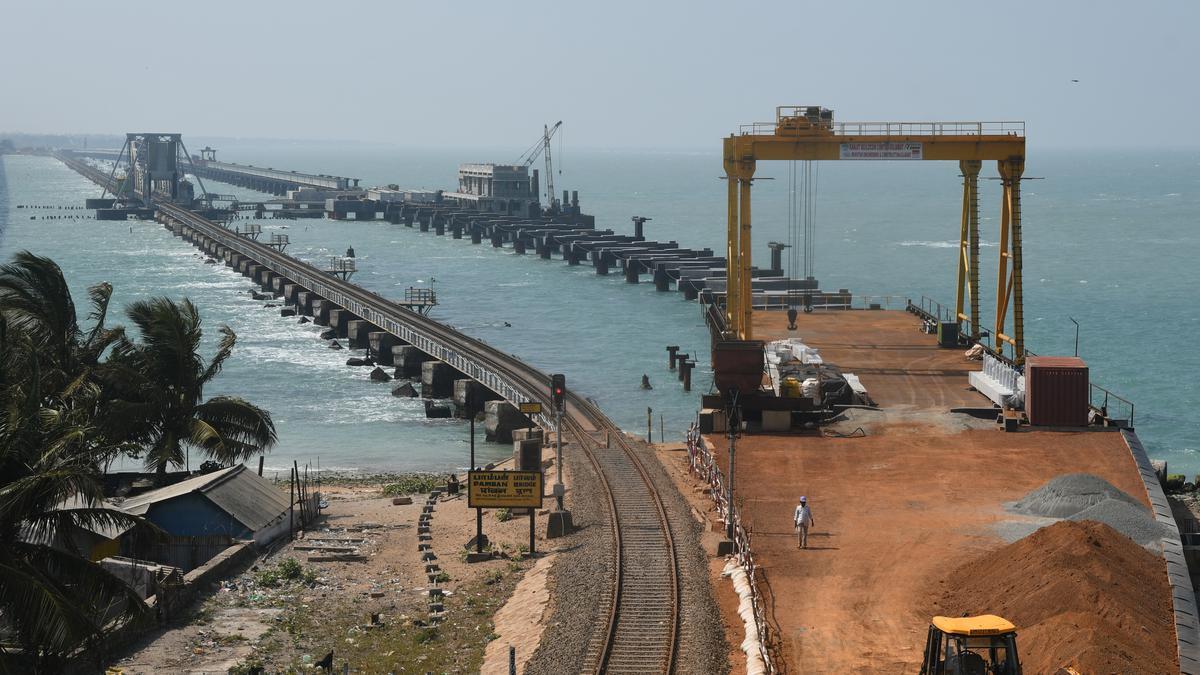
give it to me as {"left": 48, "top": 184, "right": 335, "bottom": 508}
{"left": 118, "top": 464, "right": 290, "bottom": 533}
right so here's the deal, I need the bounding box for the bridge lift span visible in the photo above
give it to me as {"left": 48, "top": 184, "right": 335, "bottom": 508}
{"left": 723, "top": 106, "right": 1028, "bottom": 362}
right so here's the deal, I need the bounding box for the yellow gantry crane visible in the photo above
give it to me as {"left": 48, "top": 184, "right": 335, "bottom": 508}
{"left": 724, "top": 106, "right": 1028, "bottom": 362}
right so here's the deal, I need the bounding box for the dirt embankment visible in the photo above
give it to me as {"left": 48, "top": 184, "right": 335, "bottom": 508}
{"left": 930, "top": 520, "right": 1176, "bottom": 675}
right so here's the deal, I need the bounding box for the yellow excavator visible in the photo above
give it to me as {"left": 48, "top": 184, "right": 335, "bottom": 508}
{"left": 919, "top": 615, "right": 1022, "bottom": 675}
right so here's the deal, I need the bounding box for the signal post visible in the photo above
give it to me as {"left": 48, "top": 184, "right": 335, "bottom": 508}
{"left": 546, "top": 373, "right": 573, "bottom": 538}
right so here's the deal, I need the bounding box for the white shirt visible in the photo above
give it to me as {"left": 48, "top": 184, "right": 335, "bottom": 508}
{"left": 794, "top": 504, "right": 813, "bottom": 527}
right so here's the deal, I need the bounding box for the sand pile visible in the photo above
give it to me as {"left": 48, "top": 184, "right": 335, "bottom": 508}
{"left": 1012, "top": 473, "right": 1141, "bottom": 518}
{"left": 931, "top": 520, "right": 1176, "bottom": 675}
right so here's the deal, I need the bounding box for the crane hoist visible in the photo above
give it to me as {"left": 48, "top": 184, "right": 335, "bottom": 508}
{"left": 518, "top": 121, "right": 563, "bottom": 215}
{"left": 720, "top": 106, "right": 1028, "bottom": 362}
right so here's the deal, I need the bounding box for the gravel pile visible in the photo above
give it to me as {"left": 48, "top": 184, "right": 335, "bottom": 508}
{"left": 1068, "top": 499, "right": 1172, "bottom": 545}
{"left": 1011, "top": 473, "right": 1141, "bottom": 518}
{"left": 1010, "top": 473, "right": 1168, "bottom": 547}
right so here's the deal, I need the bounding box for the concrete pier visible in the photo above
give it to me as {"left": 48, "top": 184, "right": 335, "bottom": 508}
{"left": 311, "top": 299, "right": 333, "bottom": 326}
{"left": 452, "top": 379, "right": 499, "bottom": 418}
{"left": 484, "top": 401, "right": 530, "bottom": 444}
{"left": 368, "top": 331, "right": 398, "bottom": 366}
{"left": 327, "top": 309, "right": 353, "bottom": 337}
{"left": 394, "top": 345, "right": 432, "bottom": 378}
{"left": 347, "top": 319, "right": 380, "bottom": 349}
{"left": 421, "top": 361, "right": 460, "bottom": 399}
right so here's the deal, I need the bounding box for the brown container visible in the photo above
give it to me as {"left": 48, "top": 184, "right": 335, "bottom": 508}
{"left": 711, "top": 340, "right": 765, "bottom": 394}
{"left": 1025, "top": 356, "right": 1089, "bottom": 427}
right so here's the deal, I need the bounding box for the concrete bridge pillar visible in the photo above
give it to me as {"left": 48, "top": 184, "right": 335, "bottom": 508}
{"left": 326, "top": 309, "right": 353, "bottom": 337}
{"left": 312, "top": 299, "right": 333, "bottom": 325}
{"left": 484, "top": 401, "right": 530, "bottom": 444}
{"left": 368, "top": 331, "right": 398, "bottom": 365}
{"left": 433, "top": 212, "right": 445, "bottom": 236}
{"left": 270, "top": 276, "right": 287, "bottom": 296}
{"left": 229, "top": 253, "right": 244, "bottom": 270}
{"left": 296, "top": 291, "right": 322, "bottom": 316}
{"left": 246, "top": 264, "right": 264, "bottom": 281}
{"left": 393, "top": 345, "right": 432, "bottom": 378}
{"left": 421, "top": 361, "right": 462, "bottom": 399}
{"left": 452, "top": 379, "right": 499, "bottom": 419}
{"left": 283, "top": 284, "right": 303, "bottom": 307}
{"left": 470, "top": 224, "right": 483, "bottom": 244}
{"left": 347, "top": 319, "right": 380, "bottom": 349}
{"left": 513, "top": 237, "right": 527, "bottom": 255}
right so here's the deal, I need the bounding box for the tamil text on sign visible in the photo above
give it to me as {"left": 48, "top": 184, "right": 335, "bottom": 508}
{"left": 518, "top": 401, "right": 543, "bottom": 415}
{"left": 839, "top": 142, "right": 923, "bottom": 160}
{"left": 468, "top": 470, "right": 544, "bottom": 509}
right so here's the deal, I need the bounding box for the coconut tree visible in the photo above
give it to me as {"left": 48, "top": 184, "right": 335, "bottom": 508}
{"left": 0, "top": 260, "right": 149, "bottom": 672}
{"left": 106, "top": 297, "right": 277, "bottom": 479}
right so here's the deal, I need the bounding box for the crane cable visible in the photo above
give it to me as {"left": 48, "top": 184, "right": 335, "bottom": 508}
{"left": 787, "top": 160, "right": 820, "bottom": 312}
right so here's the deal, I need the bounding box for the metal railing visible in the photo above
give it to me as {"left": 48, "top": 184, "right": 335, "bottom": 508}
{"left": 685, "top": 426, "right": 775, "bottom": 674}
{"left": 1090, "top": 383, "right": 1136, "bottom": 428}
{"left": 739, "top": 118, "right": 1025, "bottom": 138}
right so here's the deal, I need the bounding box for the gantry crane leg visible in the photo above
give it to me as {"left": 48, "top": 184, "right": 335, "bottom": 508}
{"left": 956, "top": 160, "right": 982, "bottom": 340}
{"left": 994, "top": 158, "right": 1026, "bottom": 363}
{"left": 739, "top": 165, "right": 755, "bottom": 340}
{"left": 725, "top": 148, "right": 740, "bottom": 338}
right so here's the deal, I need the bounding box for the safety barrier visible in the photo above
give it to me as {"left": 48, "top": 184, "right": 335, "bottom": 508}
{"left": 685, "top": 426, "right": 775, "bottom": 674}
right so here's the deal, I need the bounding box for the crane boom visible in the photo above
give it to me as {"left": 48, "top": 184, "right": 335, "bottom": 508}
{"left": 518, "top": 121, "right": 562, "bottom": 212}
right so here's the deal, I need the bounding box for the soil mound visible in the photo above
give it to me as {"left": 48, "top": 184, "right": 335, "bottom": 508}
{"left": 930, "top": 520, "right": 1175, "bottom": 675}
{"left": 1011, "top": 473, "right": 1141, "bottom": 518}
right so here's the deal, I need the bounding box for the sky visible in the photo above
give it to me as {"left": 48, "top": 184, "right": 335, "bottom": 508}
{"left": 1, "top": 0, "right": 1197, "bottom": 150}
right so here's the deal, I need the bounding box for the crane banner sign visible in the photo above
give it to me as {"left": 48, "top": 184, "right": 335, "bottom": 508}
{"left": 468, "top": 470, "right": 544, "bottom": 508}
{"left": 839, "top": 142, "right": 923, "bottom": 160}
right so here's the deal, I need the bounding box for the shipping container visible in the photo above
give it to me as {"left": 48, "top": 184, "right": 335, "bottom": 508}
{"left": 1025, "top": 356, "right": 1089, "bottom": 427}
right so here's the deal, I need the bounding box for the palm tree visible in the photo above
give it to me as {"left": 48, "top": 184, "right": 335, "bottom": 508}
{"left": 107, "top": 297, "right": 277, "bottom": 479}
{"left": 0, "top": 255, "right": 149, "bottom": 671}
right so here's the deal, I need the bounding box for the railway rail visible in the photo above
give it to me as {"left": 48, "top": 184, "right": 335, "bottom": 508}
{"left": 61, "top": 154, "right": 681, "bottom": 673}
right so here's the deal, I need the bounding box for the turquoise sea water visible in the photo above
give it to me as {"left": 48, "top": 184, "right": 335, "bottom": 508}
{"left": 1, "top": 147, "right": 1197, "bottom": 477}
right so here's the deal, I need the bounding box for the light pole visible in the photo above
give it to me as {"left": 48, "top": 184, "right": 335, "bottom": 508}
{"left": 1070, "top": 316, "right": 1080, "bottom": 357}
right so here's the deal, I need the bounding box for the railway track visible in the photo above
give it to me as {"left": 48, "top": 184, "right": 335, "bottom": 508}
{"left": 60, "top": 156, "right": 681, "bottom": 673}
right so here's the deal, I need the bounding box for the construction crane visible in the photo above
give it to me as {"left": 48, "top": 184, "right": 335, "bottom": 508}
{"left": 518, "top": 121, "right": 563, "bottom": 213}
{"left": 721, "top": 106, "right": 1027, "bottom": 362}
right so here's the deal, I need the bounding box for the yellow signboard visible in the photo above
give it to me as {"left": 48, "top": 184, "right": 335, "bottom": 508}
{"left": 468, "top": 470, "right": 544, "bottom": 509}
{"left": 518, "top": 401, "right": 543, "bottom": 414}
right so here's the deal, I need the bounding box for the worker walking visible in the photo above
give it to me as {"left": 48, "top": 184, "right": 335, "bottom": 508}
{"left": 794, "top": 496, "right": 814, "bottom": 549}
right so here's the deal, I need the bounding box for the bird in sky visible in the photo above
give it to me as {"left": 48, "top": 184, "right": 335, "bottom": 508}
{"left": 1071, "top": 79, "right": 1080, "bottom": 83}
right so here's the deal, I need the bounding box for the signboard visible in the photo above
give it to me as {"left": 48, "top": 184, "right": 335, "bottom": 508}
{"left": 839, "top": 142, "right": 923, "bottom": 160}
{"left": 468, "top": 470, "right": 544, "bottom": 509}
{"left": 518, "top": 401, "right": 543, "bottom": 414}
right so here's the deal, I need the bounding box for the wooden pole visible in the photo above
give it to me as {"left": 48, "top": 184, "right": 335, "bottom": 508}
{"left": 258, "top": 455, "right": 264, "bottom": 476}
{"left": 529, "top": 509, "right": 535, "bottom": 556}
{"left": 289, "top": 468, "right": 295, "bottom": 541}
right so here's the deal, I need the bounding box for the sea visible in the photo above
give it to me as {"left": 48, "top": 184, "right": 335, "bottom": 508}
{"left": 1, "top": 145, "right": 1197, "bottom": 478}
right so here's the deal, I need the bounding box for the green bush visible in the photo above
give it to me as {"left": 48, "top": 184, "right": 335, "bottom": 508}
{"left": 381, "top": 473, "right": 442, "bottom": 496}
{"left": 495, "top": 508, "right": 512, "bottom": 522}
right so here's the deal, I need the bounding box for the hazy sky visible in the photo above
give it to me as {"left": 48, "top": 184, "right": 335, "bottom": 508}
{"left": 2, "top": 0, "right": 1197, "bottom": 150}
